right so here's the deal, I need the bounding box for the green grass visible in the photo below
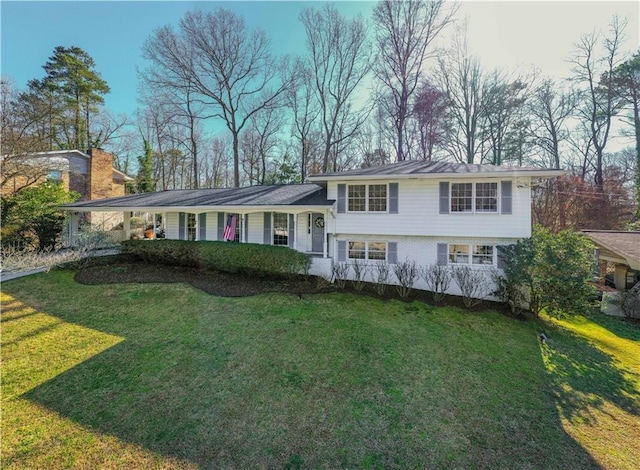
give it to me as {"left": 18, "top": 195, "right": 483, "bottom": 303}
{"left": 2, "top": 270, "right": 638, "bottom": 469}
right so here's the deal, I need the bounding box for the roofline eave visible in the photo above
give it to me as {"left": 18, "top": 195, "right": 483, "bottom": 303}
{"left": 59, "top": 204, "right": 335, "bottom": 213}
{"left": 308, "top": 169, "right": 567, "bottom": 182}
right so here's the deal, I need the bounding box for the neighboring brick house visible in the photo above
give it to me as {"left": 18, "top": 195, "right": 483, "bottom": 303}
{"left": 2, "top": 148, "right": 132, "bottom": 229}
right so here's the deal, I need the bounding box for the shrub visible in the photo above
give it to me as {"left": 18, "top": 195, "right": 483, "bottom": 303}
{"left": 332, "top": 261, "right": 349, "bottom": 289}
{"left": 1, "top": 182, "right": 79, "bottom": 251}
{"left": 351, "top": 259, "right": 369, "bottom": 292}
{"left": 121, "top": 240, "right": 310, "bottom": 277}
{"left": 393, "top": 260, "right": 418, "bottom": 300}
{"left": 611, "top": 283, "right": 640, "bottom": 319}
{"left": 452, "top": 265, "right": 490, "bottom": 309}
{"left": 494, "top": 226, "right": 596, "bottom": 317}
{"left": 372, "top": 262, "right": 390, "bottom": 297}
{"left": 421, "top": 264, "right": 452, "bottom": 304}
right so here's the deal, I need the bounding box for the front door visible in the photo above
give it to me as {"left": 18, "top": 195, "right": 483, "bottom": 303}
{"left": 311, "top": 212, "right": 324, "bottom": 253}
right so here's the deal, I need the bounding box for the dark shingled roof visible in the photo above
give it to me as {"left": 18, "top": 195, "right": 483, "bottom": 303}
{"left": 309, "top": 160, "right": 563, "bottom": 179}
{"left": 62, "top": 184, "right": 333, "bottom": 209}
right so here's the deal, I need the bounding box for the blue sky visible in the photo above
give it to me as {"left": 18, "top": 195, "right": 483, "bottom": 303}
{"left": 2, "top": 1, "right": 639, "bottom": 119}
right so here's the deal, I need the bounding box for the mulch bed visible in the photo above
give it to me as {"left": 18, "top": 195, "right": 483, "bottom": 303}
{"left": 71, "top": 255, "right": 514, "bottom": 314}
{"left": 74, "top": 262, "right": 327, "bottom": 298}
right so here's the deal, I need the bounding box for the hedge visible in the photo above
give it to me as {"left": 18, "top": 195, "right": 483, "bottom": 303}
{"left": 120, "top": 240, "right": 311, "bottom": 277}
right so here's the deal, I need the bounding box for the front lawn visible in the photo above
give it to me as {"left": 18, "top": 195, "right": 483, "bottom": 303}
{"left": 2, "top": 269, "right": 638, "bottom": 468}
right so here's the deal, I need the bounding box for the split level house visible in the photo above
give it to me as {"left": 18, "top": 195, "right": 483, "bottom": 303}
{"left": 62, "top": 160, "right": 565, "bottom": 298}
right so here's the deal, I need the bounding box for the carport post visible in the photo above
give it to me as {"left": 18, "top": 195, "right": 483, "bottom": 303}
{"left": 123, "top": 212, "right": 131, "bottom": 241}
{"left": 67, "top": 212, "right": 79, "bottom": 247}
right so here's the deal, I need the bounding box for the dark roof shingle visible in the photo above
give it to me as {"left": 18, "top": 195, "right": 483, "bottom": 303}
{"left": 62, "top": 184, "right": 332, "bottom": 209}
{"left": 309, "top": 160, "right": 563, "bottom": 179}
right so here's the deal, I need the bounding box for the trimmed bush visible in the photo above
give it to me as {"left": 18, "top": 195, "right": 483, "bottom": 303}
{"left": 121, "top": 240, "right": 310, "bottom": 277}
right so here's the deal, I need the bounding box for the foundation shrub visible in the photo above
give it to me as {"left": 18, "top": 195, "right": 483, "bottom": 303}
{"left": 121, "top": 240, "right": 310, "bottom": 277}
{"left": 121, "top": 240, "right": 200, "bottom": 267}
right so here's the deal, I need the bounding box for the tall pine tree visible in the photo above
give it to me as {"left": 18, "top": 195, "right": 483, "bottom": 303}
{"left": 41, "top": 46, "right": 110, "bottom": 150}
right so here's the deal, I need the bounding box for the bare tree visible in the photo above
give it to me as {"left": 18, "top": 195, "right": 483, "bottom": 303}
{"left": 569, "top": 16, "right": 627, "bottom": 191}
{"left": 300, "top": 4, "right": 372, "bottom": 173}
{"left": 287, "top": 59, "right": 319, "bottom": 181}
{"left": 438, "top": 25, "right": 487, "bottom": 164}
{"left": 413, "top": 81, "right": 448, "bottom": 161}
{"left": 481, "top": 70, "right": 529, "bottom": 165}
{"left": 527, "top": 79, "right": 576, "bottom": 169}
{"left": 0, "top": 77, "right": 61, "bottom": 193}
{"left": 373, "top": 0, "right": 456, "bottom": 161}
{"left": 143, "top": 8, "right": 292, "bottom": 187}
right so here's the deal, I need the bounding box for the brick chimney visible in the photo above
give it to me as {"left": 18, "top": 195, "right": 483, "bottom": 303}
{"left": 87, "top": 148, "right": 114, "bottom": 200}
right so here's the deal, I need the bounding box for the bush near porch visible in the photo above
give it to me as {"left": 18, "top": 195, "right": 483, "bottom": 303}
{"left": 121, "top": 239, "right": 311, "bottom": 277}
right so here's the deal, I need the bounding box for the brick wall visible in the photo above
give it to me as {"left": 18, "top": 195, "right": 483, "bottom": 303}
{"left": 87, "top": 148, "right": 114, "bottom": 200}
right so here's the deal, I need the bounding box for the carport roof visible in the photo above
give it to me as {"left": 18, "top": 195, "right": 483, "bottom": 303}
{"left": 582, "top": 230, "right": 640, "bottom": 271}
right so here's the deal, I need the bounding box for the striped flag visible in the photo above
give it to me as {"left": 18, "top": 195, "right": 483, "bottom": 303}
{"left": 223, "top": 214, "right": 237, "bottom": 241}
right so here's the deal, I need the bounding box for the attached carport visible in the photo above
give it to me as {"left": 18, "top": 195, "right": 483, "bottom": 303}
{"left": 582, "top": 230, "right": 640, "bottom": 291}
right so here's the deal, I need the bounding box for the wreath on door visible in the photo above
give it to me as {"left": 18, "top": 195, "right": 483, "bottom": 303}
{"left": 314, "top": 216, "right": 325, "bottom": 228}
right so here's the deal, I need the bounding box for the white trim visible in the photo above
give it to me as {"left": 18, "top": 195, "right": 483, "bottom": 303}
{"left": 346, "top": 183, "right": 389, "bottom": 214}
{"left": 309, "top": 169, "right": 566, "bottom": 182}
{"left": 60, "top": 204, "right": 333, "bottom": 213}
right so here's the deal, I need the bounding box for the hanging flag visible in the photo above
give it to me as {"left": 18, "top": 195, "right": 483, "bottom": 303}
{"left": 223, "top": 214, "right": 232, "bottom": 241}
{"left": 223, "top": 214, "right": 237, "bottom": 241}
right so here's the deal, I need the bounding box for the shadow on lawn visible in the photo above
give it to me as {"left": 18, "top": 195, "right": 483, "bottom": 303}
{"left": 541, "top": 321, "right": 640, "bottom": 425}
{"left": 18, "top": 325, "right": 605, "bottom": 468}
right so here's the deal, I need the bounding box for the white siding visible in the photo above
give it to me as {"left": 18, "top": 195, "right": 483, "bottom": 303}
{"left": 205, "top": 211, "right": 218, "bottom": 241}
{"left": 165, "top": 212, "right": 180, "bottom": 239}
{"left": 296, "top": 213, "right": 310, "bottom": 253}
{"left": 328, "top": 178, "right": 531, "bottom": 239}
{"left": 329, "top": 234, "right": 512, "bottom": 299}
{"left": 247, "top": 212, "right": 264, "bottom": 244}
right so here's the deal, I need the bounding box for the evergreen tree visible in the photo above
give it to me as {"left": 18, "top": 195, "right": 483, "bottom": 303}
{"left": 136, "top": 133, "right": 155, "bottom": 193}
{"left": 41, "top": 46, "right": 110, "bottom": 150}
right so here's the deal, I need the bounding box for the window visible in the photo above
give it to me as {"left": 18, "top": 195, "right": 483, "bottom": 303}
{"left": 47, "top": 170, "right": 62, "bottom": 183}
{"left": 348, "top": 241, "right": 366, "bottom": 259}
{"left": 475, "top": 183, "right": 498, "bottom": 212}
{"left": 348, "top": 241, "right": 387, "bottom": 261}
{"left": 187, "top": 213, "right": 197, "bottom": 241}
{"left": 448, "top": 244, "right": 495, "bottom": 266}
{"left": 273, "top": 212, "right": 288, "bottom": 246}
{"left": 472, "top": 245, "right": 494, "bottom": 265}
{"left": 368, "top": 242, "right": 387, "bottom": 260}
{"left": 449, "top": 244, "right": 469, "bottom": 264}
{"left": 451, "top": 183, "right": 473, "bottom": 212}
{"left": 368, "top": 184, "right": 387, "bottom": 212}
{"left": 450, "top": 182, "right": 498, "bottom": 213}
{"left": 348, "top": 184, "right": 388, "bottom": 213}
{"left": 348, "top": 185, "right": 366, "bottom": 212}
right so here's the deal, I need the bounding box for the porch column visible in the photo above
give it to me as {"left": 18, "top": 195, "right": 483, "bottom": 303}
{"left": 123, "top": 211, "right": 131, "bottom": 241}
{"left": 323, "top": 210, "right": 328, "bottom": 259}
{"left": 614, "top": 264, "right": 627, "bottom": 290}
{"left": 67, "top": 212, "right": 79, "bottom": 247}
{"left": 152, "top": 213, "right": 157, "bottom": 238}
{"left": 293, "top": 213, "right": 298, "bottom": 251}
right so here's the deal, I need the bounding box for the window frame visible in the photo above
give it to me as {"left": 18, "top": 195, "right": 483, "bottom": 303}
{"left": 347, "top": 240, "right": 387, "bottom": 262}
{"left": 47, "top": 170, "right": 63, "bottom": 184}
{"left": 450, "top": 181, "right": 499, "bottom": 214}
{"left": 474, "top": 182, "right": 498, "bottom": 213}
{"left": 187, "top": 213, "right": 197, "bottom": 241}
{"left": 272, "top": 212, "right": 289, "bottom": 246}
{"left": 447, "top": 244, "right": 496, "bottom": 266}
{"left": 347, "top": 183, "right": 389, "bottom": 214}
